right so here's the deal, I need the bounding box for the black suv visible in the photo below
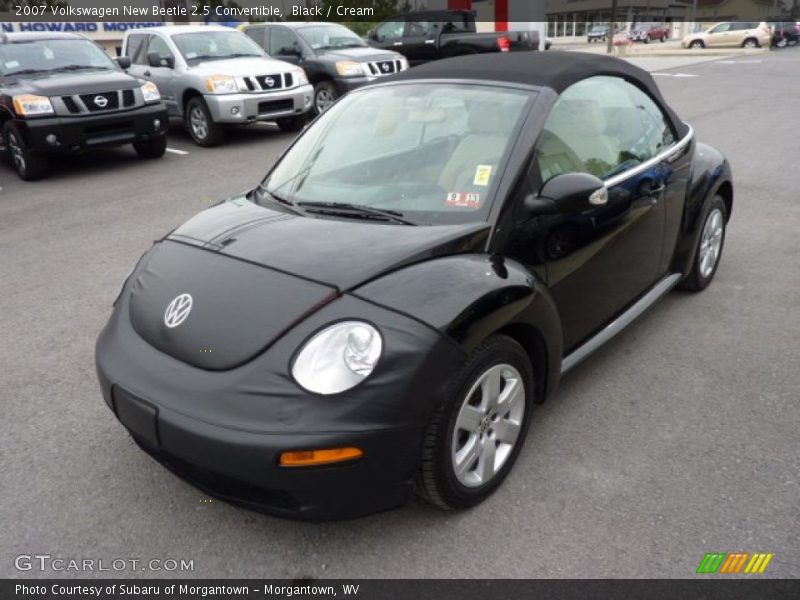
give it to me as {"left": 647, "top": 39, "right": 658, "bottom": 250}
{"left": 241, "top": 22, "right": 408, "bottom": 115}
{"left": 0, "top": 32, "right": 169, "bottom": 180}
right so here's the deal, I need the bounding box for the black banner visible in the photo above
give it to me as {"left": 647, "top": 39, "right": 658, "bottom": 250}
{"left": 3, "top": 580, "right": 800, "bottom": 600}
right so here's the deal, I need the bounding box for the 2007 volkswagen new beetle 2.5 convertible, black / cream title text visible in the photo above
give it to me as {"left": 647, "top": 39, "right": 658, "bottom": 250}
{"left": 96, "top": 53, "right": 733, "bottom": 520}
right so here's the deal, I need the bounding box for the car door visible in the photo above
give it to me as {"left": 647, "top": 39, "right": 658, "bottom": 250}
{"left": 143, "top": 34, "right": 179, "bottom": 114}
{"left": 706, "top": 23, "right": 732, "bottom": 47}
{"left": 508, "top": 76, "right": 682, "bottom": 352}
{"left": 268, "top": 26, "right": 303, "bottom": 66}
{"left": 402, "top": 19, "right": 439, "bottom": 64}
{"left": 370, "top": 19, "right": 407, "bottom": 52}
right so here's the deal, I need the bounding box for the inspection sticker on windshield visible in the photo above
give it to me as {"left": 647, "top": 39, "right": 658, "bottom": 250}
{"left": 446, "top": 192, "right": 481, "bottom": 209}
{"left": 473, "top": 165, "right": 493, "bottom": 186}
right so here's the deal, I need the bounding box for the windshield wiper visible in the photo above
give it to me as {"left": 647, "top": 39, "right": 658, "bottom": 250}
{"left": 225, "top": 53, "right": 261, "bottom": 58}
{"left": 254, "top": 185, "right": 304, "bottom": 215}
{"left": 54, "top": 64, "right": 106, "bottom": 72}
{"left": 296, "top": 201, "right": 416, "bottom": 226}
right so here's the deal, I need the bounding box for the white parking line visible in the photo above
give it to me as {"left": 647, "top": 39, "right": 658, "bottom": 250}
{"left": 166, "top": 147, "right": 190, "bottom": 155}
{"left": 652, "top": 73, "right": 699, "bottom": 78}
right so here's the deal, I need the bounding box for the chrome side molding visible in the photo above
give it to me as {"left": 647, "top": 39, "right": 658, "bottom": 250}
{"left": 561, "top": 273, "right": 683, "bottom": 374}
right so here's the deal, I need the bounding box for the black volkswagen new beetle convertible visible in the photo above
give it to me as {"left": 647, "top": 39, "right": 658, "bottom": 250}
{"left": 97, "top": 53, "right": 733, "bottom": 520}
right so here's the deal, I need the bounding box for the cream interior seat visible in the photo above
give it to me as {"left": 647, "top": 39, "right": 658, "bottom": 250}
{"left": 438, "top": 102, "right": 517, "bottom": 191}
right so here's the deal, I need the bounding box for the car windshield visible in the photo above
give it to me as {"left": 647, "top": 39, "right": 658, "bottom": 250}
{"left": 0, "top": 38, "right": 115, "bottom": 77}
{"left": 262, "top": 83, "right": 533, "bottom": 226}
{"left": 172, "top": 31, "right": 264, "bottom": 63}
{"left": 297, "top": 24, "right": 367, "bottom": 50}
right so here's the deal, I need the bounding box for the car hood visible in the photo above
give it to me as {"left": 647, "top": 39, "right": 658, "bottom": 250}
{"left": 316, "top": 46, "right": 401, "bottom": 62}
{"left": 169, "top": 196, "right": 490, "bottom": 291}
{"left": 128, "top": 197, "right": 488, "bottom": 370}
{"left": 9, "top": 69, "right": 139, "bottom": 96}
{"left": 190, "top": 56, "right": 296, "bottom": 76}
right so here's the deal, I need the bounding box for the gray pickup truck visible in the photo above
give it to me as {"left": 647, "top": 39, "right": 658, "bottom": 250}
{"left": 121, "top": 25, "right": 313, "bottom": 146}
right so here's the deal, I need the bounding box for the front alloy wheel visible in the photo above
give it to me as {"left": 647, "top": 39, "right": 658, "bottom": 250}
{"left": 417, "top": 335, "right": 534, "bottom": 510}
{"left": 451, "top": 364, "right": 525, "bottom": 488}
{"left": 3, "top": 122, "right": 49, "bottom": 181}
{"left": 185, "top": 97, "right": 224, "bottom": 147}
{"left": 313, "top": 81, "right": 339, "bottom": 115}
{"left": 743, "top": 38, "right": 759, "bottom": 49}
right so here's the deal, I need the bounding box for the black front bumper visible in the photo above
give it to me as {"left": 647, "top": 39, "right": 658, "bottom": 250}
{"left": 96, "top": 274, "right": 463, "bottom": 521}
{"left": 17, "top": 103, "right": 168, "bottom": 154}
{"left": 110, "top": 385, "right": 421, "bottom": 521}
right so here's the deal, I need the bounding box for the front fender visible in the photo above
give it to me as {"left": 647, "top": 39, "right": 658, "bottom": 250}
{"left": 671, "top": 142, "right": 733, "bottom": 276}
{"left": 354, "top": 254, "right": 563, "bottom": 402}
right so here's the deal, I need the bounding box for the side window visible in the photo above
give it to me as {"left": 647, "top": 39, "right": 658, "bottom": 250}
{"left": 269, "top": 27, "right": 299, "bottom": 56}
{"left": 146, "top": 35, "right": 173, "bottom": 62}
{"left": 710, "top": 23, "right": 731, "bottom": 34}
{"left": 127, "top": 34, "right": 148, "bottom": 64}
{"left": 375, "top": 20, "right": 405, "bottom": 42}
{"left": 535, "top": 76, "right": 676, "bottom": 183}
{"left": 407, "top": 20, "right": 436, "bottom": 37}
{"left": 244, "top": 27, "right": 265, "bottom": 49}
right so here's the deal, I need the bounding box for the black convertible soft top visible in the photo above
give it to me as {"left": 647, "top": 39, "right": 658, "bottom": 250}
{"left": 388, "top": 51, "right": 689, "bottom": 138}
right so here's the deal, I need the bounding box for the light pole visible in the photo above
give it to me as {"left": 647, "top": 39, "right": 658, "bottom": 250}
{"left": 606, "top": 0, "right": 618, "bottom": 54}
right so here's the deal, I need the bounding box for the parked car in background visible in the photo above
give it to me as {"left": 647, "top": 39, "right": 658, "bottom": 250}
{"left": 121, "top": 25, "right": 313, "bottom": 146}
{"left": 366, "top": 10, "right": 538, "bottom": 66}
{"left": 682, "top": 22, "right": 771, "bottom": 49}
{"left": 768, "top": 21, "right": 800, "bottom": 48}
{"left": 630, "top": 22, "right": 670, "bottom": 43}
{"left": 240, "top": 22, "right": 408, "bottom": 115}
{"left": 0, "top": 32, "right": 168, "bottom": 180}
{"left": 587, "top": 25, "right": 610, "bottom": 43}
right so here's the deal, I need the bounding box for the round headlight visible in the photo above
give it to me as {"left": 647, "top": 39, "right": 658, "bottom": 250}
{"left": 292, "top": 321, "right": 382, "bottom": 395}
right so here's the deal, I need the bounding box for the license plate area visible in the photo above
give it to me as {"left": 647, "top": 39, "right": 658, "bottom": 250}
{"left": 113, "top": 386, "right": 160, "bottom": 448}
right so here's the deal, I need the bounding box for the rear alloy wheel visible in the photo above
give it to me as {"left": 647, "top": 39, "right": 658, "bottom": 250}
{"left": 185, "top": 97, "right": 224, "bottom": 147}
{"left": 133, "top": 134, "right": 167, "bottom": 159}
{"left": 276, "top": 115, "right": 308, "bottom": 133}
{"left": 313, "top": 81, "right": 338, "bottom": 115}
{"left": 3, "top": 122, "right": 49, "bottom": 181}
{"left": 416, "top": 335, "right": 534, "bottom": 510}
{"left": 776, "top": 37, "right": 788, "bottom": 48}
{"left": 690, "top": 40, "right": 704, "bottom": 49}
{"left": 743, "top": 38, "right": 759, "bottom": 49}
{"left": 678, "top": 196, "right": 727, "bottom": 292}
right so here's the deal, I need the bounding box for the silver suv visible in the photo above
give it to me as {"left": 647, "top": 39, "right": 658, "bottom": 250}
{"left": 121, "top": 25, "right": 313, "bottom": 146}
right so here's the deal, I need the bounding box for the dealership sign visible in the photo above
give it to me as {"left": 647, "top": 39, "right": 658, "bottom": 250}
{"left": 1, "top": 22, "right": 163, "bottom": 38}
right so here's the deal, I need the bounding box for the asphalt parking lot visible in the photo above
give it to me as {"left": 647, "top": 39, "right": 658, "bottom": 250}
{"left": 2, "top": 49, "right": 799, "bottom": 579}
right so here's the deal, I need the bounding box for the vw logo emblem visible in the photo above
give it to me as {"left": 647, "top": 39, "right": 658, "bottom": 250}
{"left": 164, "top": 293, "right": 193, "bottom": 328}
{"left": 93, "top": 95, "right": 108, "bottom": 108}
{"left": 264, "top": 76, "right": 275, "bottom": 88}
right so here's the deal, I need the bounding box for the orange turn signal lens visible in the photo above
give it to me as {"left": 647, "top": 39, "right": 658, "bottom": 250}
{"left": 279, "top": 447, "right": 363, "bottom": 467}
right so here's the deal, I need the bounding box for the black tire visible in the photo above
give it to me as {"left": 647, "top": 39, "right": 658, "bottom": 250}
{"left": 133, "top": 134, "right": 167, "bottom": 159}
{"left": 678, "top": 195, "right": 728, "bottom": 292}
{"left": 742, "top": 37, "right": 759, "bottom": 49}
{"left": 3, "top": 122, "right": 48, "bottom": 181}
{"left": 416, "top": 335, "right": 535, "bottom": 510}
{"left": 643, "top": 36, "right": 650, "bottom": 44}
{"left": 661, "top": 35, "right": 667, "bottom": 43}
{"left": 276, "top": 114, "right": 308, "bottom": 133}
{"left": 184, "top": 97, "right": 224, "bottom": 147}
{"left": 689, "top": 40, "right": 704, "bottom": 49}
{"left": 312, "top": 81, "right": 339, "bottom": 115}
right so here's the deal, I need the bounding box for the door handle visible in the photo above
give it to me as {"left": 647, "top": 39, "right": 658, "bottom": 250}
{"left": 646, "top": 184, "right": 666, "bottom": 196}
